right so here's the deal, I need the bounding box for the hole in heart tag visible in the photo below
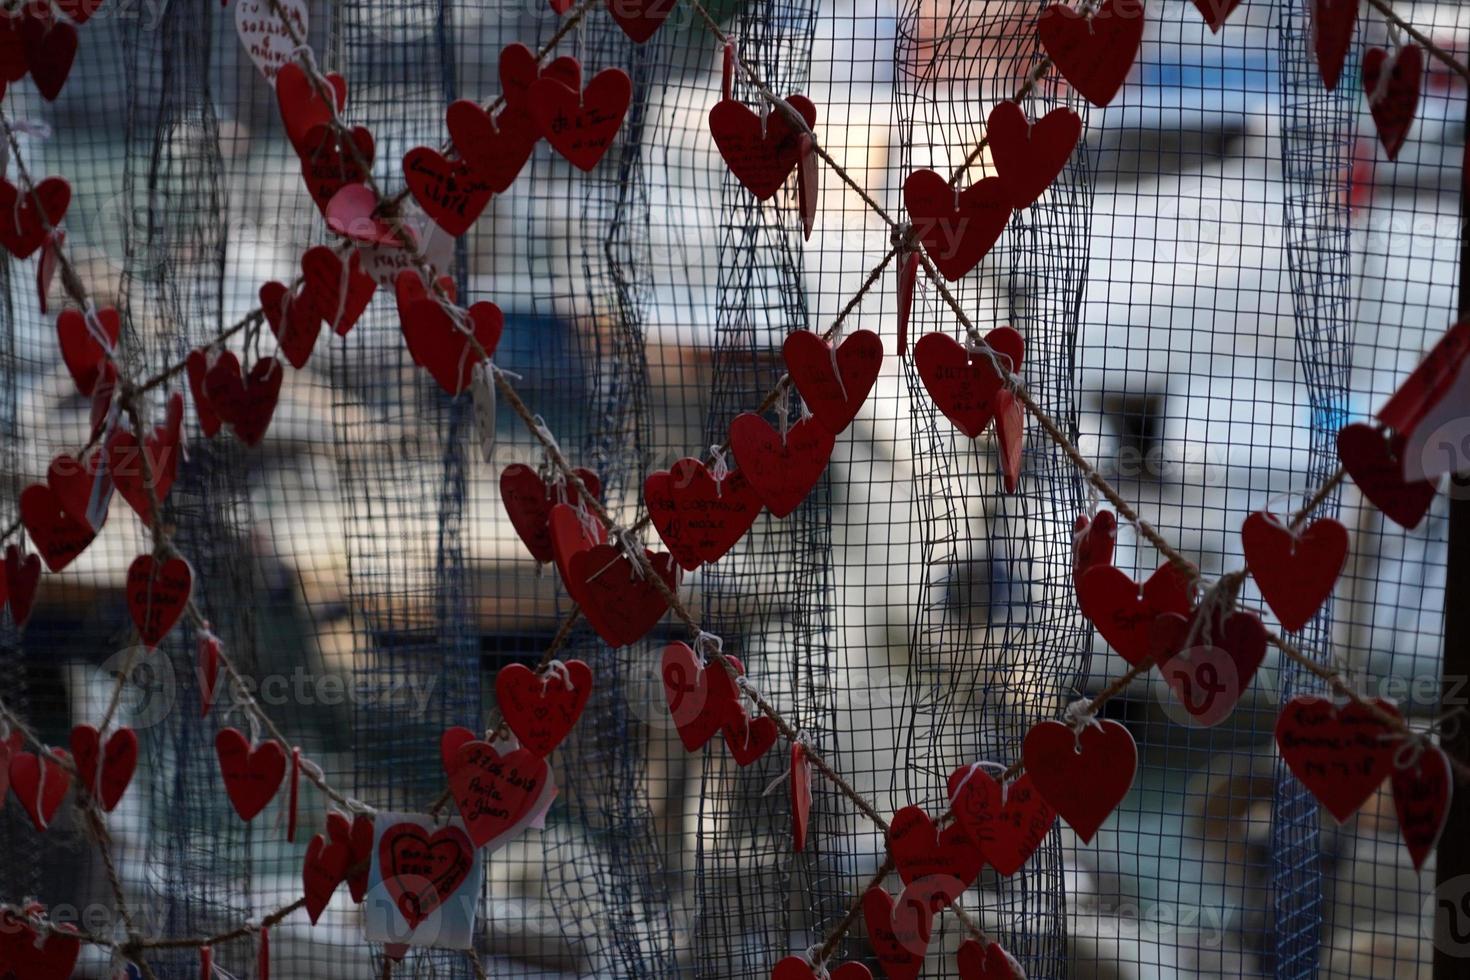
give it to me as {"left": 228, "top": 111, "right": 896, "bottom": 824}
{"left": 708, "top": 94, "right": 818, "bottom": 201}
{"left": 903, "top": 170, "right": 1011, "bottom": 281}
{"left": 1240, "top": 511, "right": 1349, "bottom": 633}
{"left": 782, "top": 329, "right": 883, "bottom": 436}
{"left": 912, "top": 328, "right": 1025, "bottom": 438}
{"left": 495, "top": 660, "right": 593, "bottom": 757}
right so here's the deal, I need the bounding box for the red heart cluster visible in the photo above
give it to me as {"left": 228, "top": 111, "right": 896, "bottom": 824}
{"left": 709, "top": 94, "right": 818, "bottom": 201}
{"left": 446, "top": 737, "right": 551, "bottom": 849}
{"left": 7, "top": 745, "right": 71, "bottom": 831}
{"left": 395, "top": 270, "right": 504, "bottom": 395}
{"left": 500, "top": 464, "right": 602, "bottom": 563}
{"left": 193, "top": 351, "right": 285, "bottom": 447}
{"left": 4, "top": 545, "right": 41, "bottom": 626}
{"left": 69, "top": 724, "right": 137, "bottom": 812}
{"left": 302, "top": 810, "right": 374, "bottom": 923}
{"left": 0, "top": 6, "right": 79, "bottom": 103}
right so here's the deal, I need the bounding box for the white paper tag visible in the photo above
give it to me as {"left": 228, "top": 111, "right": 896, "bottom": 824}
{"left": 471, "top": 362, "right": 496, "bottom": 463}
{"left": 234, "top": 0, "right": 308, "bottom": 84}
{"left": 1404, "top": 353, "right": 1470, "bottom": 482}
{"left": 363, "top": 811, "right": 482, "bottom": 949}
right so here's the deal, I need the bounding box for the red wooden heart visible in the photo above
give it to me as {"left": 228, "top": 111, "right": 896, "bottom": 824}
{"left": 55, "top": 305, "right": 119, "bottom": 396}
{"left": 445, "top": 99, "right": 537, "bottom": 195}
{"left": 897, "top": 251, "right": 919, "bottom": 356}
{"left": 8, "top": 748, "right": 71, "bottom": 831}
{"left": 1022, "top": 718, "right": 1137, "bottom": 844}
{"left": 260, "top": 280, "right": 322, "bottom": 369}
{"left": 568, "top": 545, "right": 679, "bottom": 647}
{"left": 529, "top": 68, "right": 632, "bottom": 172}
{"left": 644, "top": 457, "right": 762, "bottom": 570}
{"left": 499, "top": 43, "right": 581, "bottom": 116}
{"left": 1189, "top": 0, "right": 1244, "bottom": 32}
{"left": 19, "top": 483, "right": 96, "bottom": 572}
{"left": 660, "top": 642, "right": 744, "bottom": 751}
{"left": 783, "top": 329, "right": 883, "bottom": 435}
{"left": 1151, "top": 609, "right": 1267, "bottom": 726}
{"left": 0, "top": 176, "right": 69, "bottom": 259}
{"left": 986, "top": 101, "right": 1083, "bottom": 211}
{"left": 1076, "top": 561, "right": 1194, "bottom": 666}
{"left": 186, "top": 349, "right": 223, "bottom": 437}
{"left": 727, "top": 413, "right": 836, "bottom": 519}
{"left": 862, "top": 886, "right": 930, "bottom": 980}
{"left": 1240, "top": 512, "right": 1348, "bottom": 633}
{"left": 393, "top": 267, "right": 457, "bottom": 310}
{"left": 912, "top": 328, "right": 1025, "bottom": 439}
{"left": 993, "top": 388, "right": 1024, "bottom": 491}
{"left": 275, "top": 62, "right": 347, "bottom": 155}
{"left": 797, "top": 133, "right": 818, "bottom": 239}
{"left": 215, "top": 728, "right": 286, "bottom": 821}
{"left": 299, "top": 124, "right": 376, "bottom": 217}
{"left": 1391, "top": 744, "right": 1451, "bottom": 872}
{"left": 1362, "top": 44, "right": 1421, "bottom": 161}
{"left": 403, "top": 146, "right": 494, "bottom": 237}
{"left": 447, "top": 739, "right": 551, "bottom": 849}
{"left": 400, "top": 297, "right": 503, "bottom": 395}
{"left": 500, "top": 464, "right": 602, "bottom": 563}
{"left": 54, "top": 0, "right": 107, "bottom": 24}
{"left": 107, "top": 425, "right": 181, "bottom": 525}
{"left": 946, "top": 767, "right": 1055, "bottom": 876}
{"left": 903, "top": 170, "right": 1010, "bottom": 281}
{"left": 205, "top": 353, "right": 284, "bottom": 446}
{"left": 606, "top": 0, "right": 677, "bottom": 43}
{"left": 0, "top": 11, "right": 25, "bottom": 85}
{"left": 1275, "top": 695, "right": 1402, "bottom": 823}
{"left": 495, "top": 660, "right": 593, "bottom": 757}
{"left": 1072, "top": 510, "right": 1117, "bottom": 588}
{"left": 708, "top": 94, "right": 819, "bottom": 201}
{"left": 302, "top": 830, "right": 352, "bottom": 924}
{"left": 957, "top": 939, "right": 1023, "bottom": 980}
{"left": 439, "top": 726, "right": 477, "bottom": 775}
{"left": 68, "top": 725, "right": 137, "bottom": 812}
{"left": 1378, "top": 319, "right": 1470, "bottom": 437}
{"left": 887, "top": 805, "right": 982, "bottom": 907}
{"left": 19, "top": 11, "right": 75, "bottom": 102}
{"left": 126, "top": 554, "right": 192, "bottom": 648}
{"left": 791, "top": 740, "right": 811, "bottom": 851}
{"left": 378, "top": 821, "right": 475, "bottom": 927}
{"left": 720, "top": 711, "right": 777, "bottom": 767}
{"left": 1037, "top": 0, "right": 1145, "bottom": 107}
{"left": 9, "top": 920, "right": 80, "bottom": 978}
{"left": 772, "top": 957, "right": 873, "bottom": 980}
{"left": 548, "top": 502, "right": 607, "bottom": 607}
{"left": 47, "top": 448, "right": 108, "bottom": 531}
{"left": 1312, "top": 0, "right": 1359, "bottom": 91}
{"left": 300, "top": 246, "right": 376, "bottom": 336}
{"left": 1337, "top": 422, "right": 1436, "bottom": 529}
{"left": 5, "top": 545, "right": 40, "bottom": 627}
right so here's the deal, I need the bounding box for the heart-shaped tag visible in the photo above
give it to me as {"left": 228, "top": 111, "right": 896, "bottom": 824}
{"left": 402, "top": 146, "right": 494, "bottom": 237}
{"left": 1311, "top": 0, "right": 1359, "bottom": 91}
{"left": 1072, "top": 511, "right": 1117, "bottom": 588}
{"left": 187, "top": 349, "right": 224, "bottom": 437}
{"left": 37, "top": 228, "right": 65, "bottom": 313}
{"left": 720, "top": 711, "right": 778, "bottom": 767}
{"left": 1151, "top": 609, "right": 1267, "bottom": 726}
{"left": 1241, "top": 512, "right": 1349, "bottom": 633}
{"left": 887, "top": 805, "right": 983, "bottom": 908}
{"left": 126, "top": 554, "right": 192, "bottom": 648}
{"left": 727, "top": 413, "right": 836, "bottom": 519}
{"left": 205, "top": 353, "right": 284, "bottom": 446}
{"left": 862, "top": 887, "right": 930, "bottom": 980}
{"left": 260, "top": 280, "right": 323, "bottom": 370}
{"left": 19, "top": 11, "right": 75, "bottom": 102}
{"left": 956, "top": 939, "right": 1024, "bottom": 980}
{"left": 8, "top": 918, "right": 81, "bottom": 978}
{"left": 1075, "top": 561, "right": 1195, "bottom": 666}
{"left": 68, "top": 725, "right": 137, "bottom": 812}
{"left": 500, "top": 464, "right": 601, "bottom": 563}
{"left": 215, "top": 727, "right": 287, "bottom": 821}
{"left": 1022, "top": 718, "right": 1137, "bottom": 844}
{"left": 498, "top": 42, "right": 581, "bottom": 141}
{"left": 607, "top": 0, "right": 678, "bottom": 42}
{"left": 303, "top": 830, "right": 353, "bottom": 924}
{"left": 347, "top": 813, "right": 374, "bottom": 902}
{"left": 0, "top": 732, "right": 18, "bottom": 802}
{"left": 439, "top": 726, "right": 478, "bottom": 776}
{"left": 300, "top": 246, "right": 377, "bottom": 336}
{"left": 1390, "top": 743, "right": 1451, "bottom": 872}
{"left": 377, "top": 821, "right": 475, "bottom": 927}
{"left": 47, "top": 448, "right": 109, "bottom": 532}
{"left": 1362, "top": 44, "right": 1421, "bottom": 161}
{"left": 797, "top": 133, "right": 818, "bottom": 239}
{"left": 55, "top": 305, "right": 119, "bottom": 396}
{"left": 5, "top": 545, "right": 41, "bottom": 627}
{"left": 1037, "top": 0, "right": 1145, "bottom": 107}
{"left": 529, "top": 68, "right": 632, "bottom": 172}
{"left": 0, "top": 176, "right": 70, "bottom": 259}
{"left": 568, "top": 546, "right": 679, "bottom": 647}
{"left": 791, "top": 740, "right": 812, "bottom": 851}
{"left": 275, "top": 62, "right": 347, "bottom": 154}
{"left": 495, "top": 660, "right": 593, "bottom": 757}
{"left": 1337, "top": 422, "right": 1437, "bottom": 530}
{"left": 301, "top": 126, "right": 377, "bottom": 219}
{"left": 400, "top": 295, "right": 504, "bottom": 396}
{"left": 447, "top": 739, "right": 552, "bottom": 850}
{"left": 946, "top": 766, "right": 1055, "bottom": 876}
{"left": 107, "top": 424, "right": 182, "bottom": 526}
{"left": 644, "top": 457, "right": 762, "bottom": 570}
{"left": 708, "top": 94, "right": 819, "bottom": 201}
{"left": 233, "top": 0, "right": 307, "bottom": 83}
{"left": 772, "top": 957, "right": 873, "bottom": 980}
{"left": 8, "top": 748, "right": 71, "bottom": 831}
{"left": 1275, "top": 695, "right": 1402, "bottom": 823}
{"left": 548, "top": 502, "right": 607, "bottom": 606}
{"left": 986, "top": 102, "right": 1083, "bottom": 210}
{"left": 782, "top": 329, "right": 883, "bottom": 435}
{"left": 1189, "top": 0, "right": 1245, "bottom": 32}
{"left": 197, "top": 632, "right": 221, "bottom": 717}
{"left": 19, "top": 483, "right": 97, "bottom": 572}
{"left": 912, "top": 328, "right": 1025, "bottom": 439}
{"left": 445, "top": 99, "right": 537, "bottom": 196}
{"left": 660, "top": 642, "right": 744, "bottom": 751}
{"left": 904, "top": 170, "right": 1010, "bottom": 281}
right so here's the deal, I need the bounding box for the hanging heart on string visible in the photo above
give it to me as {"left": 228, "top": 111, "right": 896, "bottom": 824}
{"left": 275, "top": 62, "right": 347, "bottom": 155}
{"left": 721, "top": 711, "right": 778, "bottom": 767}
{"left": 903, "top": 170, "right": 1010, "bottom": 281}
{"left": 446, "top": 739, "right": 552, "bottom": 850}
{"left": 912, "top": 328, "right": 1025, "bottom": 439}
{"left": 1312, "top": 0, "right": 1360, "bottom": 91}
{"left": 126, "top": 554, "right": 192, "bottom": 648}
{"left": 1390, "top": 743, "right": 1451, "bottom": 872}
{"left": 1072, "top": 510, "right": 1117, "bottom": 588}
{"left": 0, "top": 11, "right": 25, "bottom": 87}
{"left": 1037, "top": 0, "right": 1145, "bottom": 107}
{"left": 660, "top": 641, "right": 744, "bottom": 751}
{"left": 1150, "top": 608, "right": 1267, "bottom": 726}
{"left": 445, "top": 99, "right": 537, "bottom": 195}
{"left": 993, "top": 388, "right": 1024, "bottom": 491}
{"left": 197, "top": 632, "right": 221, "bottom": 717}
{"left": 37, "top": 229, "right": 65, "bottom": 313}
{"left": 303, "top": 830, "right": 353, "bottom": 924}
{"left": 886, "top": 805, "right": 983, "bottom": 908}
{"left": 1189, "top": 0, "right": 1245, "bottom": 32}
{"left": 861, "top": 887, "right": 931, "bottom": 980}
{"left": 233, "top": 0, "right": 307, "bottom": 82}
{"left": 345, "top": 813, "right": 374, "bottom": 902}
{"left": 402, "top": 147, "right": 494, "bottom": 238}
{"left": 606, "top": 0, "right": 678, "bottom": 43}
{"left": 400, "top": 295, "right": 504, "bottom": 396}
{"left": 956, "top": 939, "right": 1024, "bottom": 980}
{"left": 215, "top": 728, "right": 287, "bottom": 821}
{"left": 260, "top": 280, "right": 323, "bottom": 370}
{"left": 55, "top": 305, "right": 119, "bottom": 396}
{"left": 1075, "top": 561, "right": 1195, "bottom": 666}
{"left": 300, "top": 246, "right": 376, "bottom": 336}
{"left": 1240, "top": 512, "right": 1349, "bottom": 633}
{"left": 0, "top": 176, "right": 69, "bottom": 259}
{"left": 986, "top": 102, "right": 1083, "bottom": 210}
{"left": 108, "top": 421, "right": 182, "bottom": 526}
{"left": 727, "top": 413, "right": 836, "bottom": 519}
{"left": 708, "top": 94, "right": 819, "bottom": 201}
{"left": 946, "top": 767, "right": 1055, "bottom": 877}
{"left": 68, "top": 725, "right": 137, "bottom": 812}
{"left": 205, "top": 353, "right": 284, "bottom": 447}
{"left": 1336, "top": 422, "right": 1437, "bottom": 530}
{"left": 1362, "top": 44, "right": 1422, "bottom": 161}
{"left": 529, "top": 68, "right": 633, "bottom": 172}
{"left": 548, "top": 502, "right": 607, "bottom": 607}
{"left": 5, "top": 545, "right": 41, "bottom": 627}
{"left": 568, "top": 546, "right": 679, "bottom": 647}
{"left": 8, "top": 919, "right": 80, "bottom": 978}
{"left": 1022, "top": 718, "right": 1137, "bottom": 844}
{"left": 8, "top": 748, "right": 71, "bottom": 831}
{"left": 186, "top": 349, "right": 223, "bottom": 437}
{"left": 499, "top": 43, "right": 581, "bottom": 139}
{"left": 782, "top": 329, "right": 883, "bottom": 435}
{"left": 47, "top": 448, "right": 109, "bottom": 532}
{"left": 1275, "top": 695, "right": 1402, "bottom": 823}
{"left": 300, "top": 126, "right": 377, "bottom": 219}
{"left": 495, "top": 660, "right": 593, "bottom": 757}
{"left": 897, "top": 250, "right": 920, "bottom": 356}
{"left": 500, "top": 464, "right": 602, "bottom": 563}
{"left": 377, "top": 823, "right": 476, "bottom": 931}
{"left": 644, "top": 457, "right": 762, "bottom": 570}
{"left": 19, "top": 10, "right": 75, "bottom": 101}
{"left": 19, "top": 483, "right": 97, "bottom": 572}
